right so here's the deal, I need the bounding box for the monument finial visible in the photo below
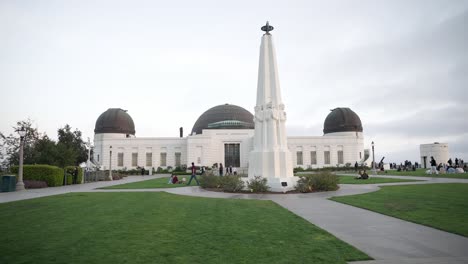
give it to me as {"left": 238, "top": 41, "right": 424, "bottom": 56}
{"left": 261, "top": 21, "right": 274, "bottom": 34}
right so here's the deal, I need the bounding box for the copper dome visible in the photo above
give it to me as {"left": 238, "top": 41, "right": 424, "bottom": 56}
{"left": 191, "top": 104, "right": 254, "bottom": 135}
{"left": 94, "top": 108, "right": 136, "bottom": 135}
{"left": 323, "top": 107, "right": 363, "bottom": 134}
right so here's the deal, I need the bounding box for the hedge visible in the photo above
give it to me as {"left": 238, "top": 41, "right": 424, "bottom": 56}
{"left": 11, "top": 165, "right": 64, "bottom": 187}
{"left": 295, "top": 172, "right": 339, "bottom": 193}
{"left": 65, "top": 166, "right": 83, "bottom": 184}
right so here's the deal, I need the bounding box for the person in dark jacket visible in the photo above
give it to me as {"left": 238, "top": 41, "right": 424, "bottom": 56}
{"left": 219, "top": 163, "right": 224, "bottom": 176}
{"left": 73, "top": 167, "right": 78, "bottom": 184}
{"left": 430, "top": 156, "right": 438, "bottom": 174}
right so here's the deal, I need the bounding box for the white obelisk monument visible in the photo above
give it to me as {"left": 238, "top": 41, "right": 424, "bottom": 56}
{"left": 248, "top": 22, "right": 296, "bottom": 192}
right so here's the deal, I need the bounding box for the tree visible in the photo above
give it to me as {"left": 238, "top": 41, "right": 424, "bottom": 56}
{"left": 31, "top": 135, "right": 58, "bottom": 165}
{"left": 0, "top": 119, "right": 40, "bottom": 167}
{"left": 56, "top": 125, "right": 87, "bottom": 167}
{"left": 0, "top": 121, "right": 87, "bottom": 168}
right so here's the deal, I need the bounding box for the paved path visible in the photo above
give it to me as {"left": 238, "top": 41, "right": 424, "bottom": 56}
{"left": 0, "top": 175, "right": 162, "bottom": 203}
{"left": 1, "top": 174, "right": 468, "bottom": 264}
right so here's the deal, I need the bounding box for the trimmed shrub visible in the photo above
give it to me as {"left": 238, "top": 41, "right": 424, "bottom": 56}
{"left": 24, "top": 180, "right": 48, "bottom": 189}
{"left": 199, "top": 174, "right": 220, "bottom": 189}
{"left": 247, "top": 176, "right": 270, "bottom": 193}
{"left": 172, "top": 171, "right": 191, "bottom": 175}
{"left": 294, "top": 165, "right": 370, "bottom": 173}
{"left": 112, "top": 174, "right": 123, "bottom": 180}
{"left": 11, "top": 165, "right": 64, "bottom": 187}
{"left": 65, "top": 166, "right": 83, "bottom": 184}
{"left": 220, "top": 175, "right": 245, "bottom": 192}
{"left": 295, "top": 172, "right": 339, "bottom": 193}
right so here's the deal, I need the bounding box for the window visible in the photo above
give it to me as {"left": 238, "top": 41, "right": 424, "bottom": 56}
{"left": 97, "top": 154, "right": 100, "bottom": 162}
{"left": 132, "top": 153, "right": 138, "bottom": 167}
{"left": 324, "top": 151, "right": 330, "bottom": 164}
{"left": 160, "top": 153, "right": 167, "bottom": 166}
{"left": 296, "top": 151, "right": 303, "bottom": 165}
{"left": 224, "top": 143, "right": 240, "bottom": 167}
{"left": 359, "top": 152, "right": 362, "bottom": 159}
{"left": 118, "top": 153, "right": 124, "bottom": 167}
{"left": 337, "top": 151, "right": 344, "bottom": 164}
{"left": 310, "top": 151, "right": 317, "bottom": 165}
{"left": 175, "top": 152, "right": 181, "bottom": 167}
{"left": 146, "top": 153, "right": 152, "bottom": 167}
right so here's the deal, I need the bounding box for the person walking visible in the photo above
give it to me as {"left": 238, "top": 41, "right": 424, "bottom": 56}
{"left": 187, "top": 162, "right": 199, "bottom": 186}
{"left": 73, "top": 167, "right": 78, "bottom": 184}
{"left": 430, "top": 156, "right": 438, "bottom": 174}
{"left": 219, "top": 163, "right": 224, "bottom": 176}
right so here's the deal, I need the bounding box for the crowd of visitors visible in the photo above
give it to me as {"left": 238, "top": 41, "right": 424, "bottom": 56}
{"left": 370, "top": 157, "right": 466, "bottom": 175}
{"left": 427, "top": 156, "right": 466, "bottom": 174}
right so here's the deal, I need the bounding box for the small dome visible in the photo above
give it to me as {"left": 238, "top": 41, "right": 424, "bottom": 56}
{"left": 191, "top": 104, "right": 254, "bottom": 135}
{"left": 95, "top": 108, "right": 136, "bottom": 135}
{"left": 323, "top": 107, "right": 363, "bottom": 134}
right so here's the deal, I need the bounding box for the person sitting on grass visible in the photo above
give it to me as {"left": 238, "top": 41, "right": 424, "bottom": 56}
{"left": 355, "top": 170, "right": 369, "bottom": 180}
{"left": 168, "top": 175, "right": 174, "bottom": 184}
{"left": 172, "top": 175, "right": 179, "bottom": 184}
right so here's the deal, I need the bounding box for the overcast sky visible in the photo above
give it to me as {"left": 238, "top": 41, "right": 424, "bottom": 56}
{"left": 1, "top": 0, "right": 467, "bottom": 163}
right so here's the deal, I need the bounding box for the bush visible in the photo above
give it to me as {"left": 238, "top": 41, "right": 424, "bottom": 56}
{"left": 156, "top": 167, "right": 169, "bottom": 174}
{"left": 11, "top": 165, "right": 64, "bottom": 187}
{"left": 295, "top": 172, "right": 339, "bottom": 193}
{"left": 199, "top": 174, "right": 221, "bottom": 189}
{"left": 247, "top": 176, "right": 270, "bottom": 193}
{"left": 220, "top": 175, "right": 245, "bottom": 192}
{"left": 172, "top": 171, "right": 191, "bottom": 175}
{"left": 24, "top": 180, "right": 48, "bottom": 189}
{"left": 66, "top": 174, "right": 73, "bottom": 185}
{"left": 112, "top": 174, "right": 123, "bottom": 180}
{"left": 294, "top": 166, "right": 370, "bottom": 173}
{"left": 64, "top": 166, "right": 83, "bottom": 184}
{"left": 293, "top": 167, "right": 305, "bottom": 173}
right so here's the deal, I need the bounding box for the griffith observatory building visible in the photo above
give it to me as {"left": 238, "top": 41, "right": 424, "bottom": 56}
{"left": 92, "top": 23, "right": 369, "bottom": 189}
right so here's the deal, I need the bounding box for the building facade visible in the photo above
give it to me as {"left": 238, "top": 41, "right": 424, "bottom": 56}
{"left": 93, "top": 106, "right": 368, "bottom": 173}
{"left": 420, "top": 142, "right": 450, "bottom": 168}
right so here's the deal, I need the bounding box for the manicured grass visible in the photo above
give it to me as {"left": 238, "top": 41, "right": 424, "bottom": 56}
{"left": 379, "top": 168, "right": 468, "bottom": 179}
{"left": 337, "top": 175, "right": 421, "bottom": 184}
{"left": 331, "top": 183, "right": 468, "bottom": 237}
{"left": 0, "top": 192, "right": 370, "bottom": 264}
{"left": 102, "top": 176, "right": 199, "bottom": 189}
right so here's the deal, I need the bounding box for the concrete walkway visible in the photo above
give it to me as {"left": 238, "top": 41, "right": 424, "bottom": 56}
{"left": 1, "top": 174, "right": 468, "bottom": 264}
{"left": 0, "top": 175, "right": 162, "bottom": 203}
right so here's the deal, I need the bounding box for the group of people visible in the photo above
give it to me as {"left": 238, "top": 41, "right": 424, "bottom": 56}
{"left": 168, "top": 162, "right": 200, "bottom": 185}
{"left": 429, "top": 156, "right": 466, "bottom": 174}
{"left": 217, "top": 163, "right": 237, "bottom": 176}
{"left": 391, "top": 160, "right": 419, "bottom": 172}
{"left": 355, "top": 170, "right": 369, "bottom": 180}
{"left": 167, "top": 174, "right": 186, "bottom": 184}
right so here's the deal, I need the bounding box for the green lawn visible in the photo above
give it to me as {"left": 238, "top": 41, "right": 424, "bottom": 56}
{"left": 331, "top": 183, "right": 468, "bottom": 237}
{"left": 0, "top": 192, "right": 370, "bottom": 264}
{"left": 379, "top": 168, "right": 468, "bottom": 179}
{"left": 102, "top": 176, "right": 199, "bottom": 189}
{"left": 338, "top": 175, "right": 420, "bottom": 184}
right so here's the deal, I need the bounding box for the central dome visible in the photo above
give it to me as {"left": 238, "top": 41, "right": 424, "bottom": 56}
{"left": 191, "top": 104, "right": 254, "bottom": 135}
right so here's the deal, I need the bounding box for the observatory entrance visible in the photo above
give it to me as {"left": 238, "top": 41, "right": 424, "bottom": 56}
{"left": 224, "top": 143, "right": 240, "bottom": 167}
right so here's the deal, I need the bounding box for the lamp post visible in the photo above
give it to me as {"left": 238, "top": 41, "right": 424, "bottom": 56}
{"left": 85, "top": 137, "right": 91, "bottom": 183}
{"left": 16, "top": 127, "right": 26, "bottom": 191}
{"left": 108, "top": 146, "right": 113, "bottom": 181}
{"left": 372, "top": 141, "right": 376, "bottom": 175}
